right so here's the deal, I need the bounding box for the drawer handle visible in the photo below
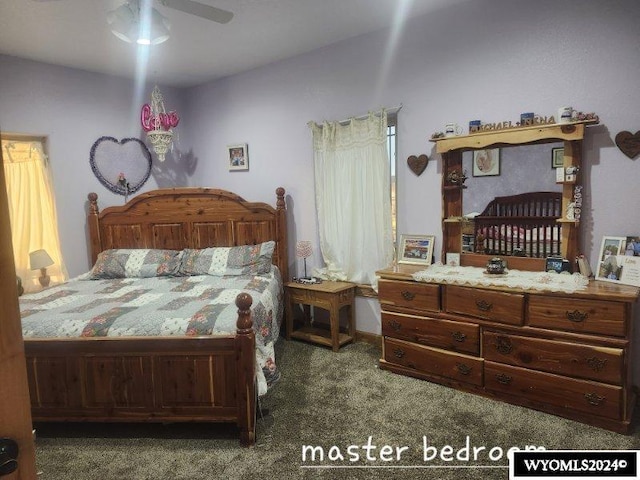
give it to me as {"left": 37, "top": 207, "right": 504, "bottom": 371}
{"left": 401, "top": 291, "right": 416, "bottom": 301}
{"left": 451, "top": 331, "right": 466, "bottom": 342}
{"left": 566, "top": 310, "right": 588, "bottom": 322}
{"left": 495, "top": 373, "right": 512, "bottom": 385}
{"left": 389, "top": 320, "right": 402, "bottom": 332}
{"left": 584, "top": 392, "right": 605, "bottom": 406}
{"left": 393, "top": 348, "right": 405, "bottom": 359}
{"left": 475, "top": 299, "right": 493, "bottom": 312}
{"left": 494, "top": 336, "right": 513, "bottom": 355}
{"left": 456, "top": 363, "right": 472, "bottom": 376}
{"left": 586, "top": 356, "right": 607, "bottom": 372}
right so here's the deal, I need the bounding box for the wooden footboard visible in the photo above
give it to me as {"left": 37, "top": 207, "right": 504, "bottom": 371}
{"left": 24, "top": 294, "right": 257, "bottom": 446}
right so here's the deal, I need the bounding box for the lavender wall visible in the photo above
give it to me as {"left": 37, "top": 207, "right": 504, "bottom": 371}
{"left": 1, "top": 0, "right": 639, "bottom": 338}
{"left": 183, "top": 0, "right": 640, "bottom": 334}
{"left": 0, "top": 56, "right": 187, "bottom": 277}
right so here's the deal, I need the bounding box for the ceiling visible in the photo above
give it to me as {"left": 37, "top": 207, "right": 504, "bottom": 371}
{"left": 0, "top": 0, "right": 466, "bottom": 88}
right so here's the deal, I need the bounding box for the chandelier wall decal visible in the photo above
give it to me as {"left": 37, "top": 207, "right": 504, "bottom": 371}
{"left": 140, "top": 85, "right": 180, "bottom": 162}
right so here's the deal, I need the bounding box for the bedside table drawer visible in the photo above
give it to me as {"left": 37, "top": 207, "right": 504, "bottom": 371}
{"left": 485, "top": 362, "right": 621, "bottom": 420}
{"left": 382, "top": 312, "right": 479, "bottom": 355}
{"left": 384, "top": 338, "right": 483, "bottom": 386}
{"left": 483, "top": 331, "right": 624, "bottom": 384}
{"left": 528, "top": 296, "right": 626, "bottom": 337}
{"left": 444, "top": 285, "right": 524, "bottom": 325}
{"left": 379, "top": 279, "right": 440, "bottom": 313}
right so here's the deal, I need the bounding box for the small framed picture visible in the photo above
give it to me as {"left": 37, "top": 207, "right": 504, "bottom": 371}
{"left": 228, "top": 144, "right": 249, "bottom": 171}
{"left": 551, "top": 147, "right": 564, "bottom": 168}
{"left": 445, "top": 252, "right": 461, "bottom": 267}
{"left": 398, "top": 234, "right": 435, "bottom": 265}
{"left": 472, "top": 148, "right": 500, "bottom": 177}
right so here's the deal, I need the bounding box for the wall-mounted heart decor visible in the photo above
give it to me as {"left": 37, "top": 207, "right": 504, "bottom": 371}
{"left": 615, "top": 131, "right": 640, "bottom": 159}
{"left": 90, "top": 136, "right": 152, "bottom": 196}
{"left": 407, "top": 154, "right": 429, "bottom": 176}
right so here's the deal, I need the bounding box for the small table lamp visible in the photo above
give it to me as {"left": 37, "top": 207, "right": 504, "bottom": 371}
{"left": 295, "top": 240, "right": 313, "bottom": 279}
{"left": 29, "top": 249, "right": 54, "bottom": 287}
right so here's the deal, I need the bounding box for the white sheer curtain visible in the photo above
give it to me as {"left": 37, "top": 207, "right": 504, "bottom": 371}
{"left": 2, "top": 138, "right": 68, "bottom": 292}
{"left": 309, "top": 111, "right": 394, "bottom": 286}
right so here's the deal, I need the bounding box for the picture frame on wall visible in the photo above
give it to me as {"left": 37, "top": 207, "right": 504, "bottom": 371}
{"left": 228, "top": 144, "right": 249, "bottom": 171}
{"left": 472, "top": 148, "right": 500, "bottom": 177}
{"left": 398, "top": 234, "right": 435, "bottom": 265}
{"left": 551, "top": 147, "right": 564, "bottom": 168}
{"left": 595, "top": 235, "right": 640, "bottom": 287}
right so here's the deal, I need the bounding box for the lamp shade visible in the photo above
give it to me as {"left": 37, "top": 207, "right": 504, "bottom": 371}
{"left": 296, "top": 241, "right": 313, "bottom": 259}
{"left": 29, "top": 249, "right": 54, "bottom": 270}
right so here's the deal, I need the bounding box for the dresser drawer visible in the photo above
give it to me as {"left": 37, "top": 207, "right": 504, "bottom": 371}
{"left": 483, "top": 331, "right": 624, "bottom": 384}
{"left": 485, "top": 362, "right": 621, "bottom": 420}
{"left": 379, "top": 279, "right": 440, "bottom": 313}
{"left": 444, "top": 285, "right": 524, "bottom": 325}
{"left": 382, "top": 312, "right": 479, "bottom": 355}
{"left": 384, "top": 338, "right": 483, "bottom": 386}
{"left": 528, "top": 296, "right": 627, "bottom": 337}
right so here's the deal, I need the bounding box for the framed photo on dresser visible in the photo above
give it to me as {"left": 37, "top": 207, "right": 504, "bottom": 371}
{"left": 398, "top": 234, "right": 435, "bottom": 265}
{"left": 595, "top": 235, "right": 640, "bottom": 287}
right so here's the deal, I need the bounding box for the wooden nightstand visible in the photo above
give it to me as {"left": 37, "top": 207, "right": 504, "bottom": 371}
{"left": 285, "top": 281, "right": 355, "bottom": 351}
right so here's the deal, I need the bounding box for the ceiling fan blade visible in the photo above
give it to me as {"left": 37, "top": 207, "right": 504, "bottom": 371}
{"left": 159, "top": 0, "right": 233, "bottom": 24}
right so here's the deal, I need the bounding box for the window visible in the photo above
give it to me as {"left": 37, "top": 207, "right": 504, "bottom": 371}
{"left": 2, "top": 135, "right": 67, "bottom": 292}
{"left": 387, "top": 114, "right": 397, "bottom": 246}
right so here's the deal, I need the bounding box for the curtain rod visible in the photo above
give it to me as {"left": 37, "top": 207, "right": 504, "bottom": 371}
{"left": 309, "top": 103, "right": 402, "bottom": 126}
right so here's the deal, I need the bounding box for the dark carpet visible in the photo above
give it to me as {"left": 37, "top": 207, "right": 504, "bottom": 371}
{"left": 34, "top": 339, "right": 640, "bottom": 479}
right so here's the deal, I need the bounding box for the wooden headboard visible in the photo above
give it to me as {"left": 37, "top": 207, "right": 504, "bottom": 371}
{"left": 87, "top": 187, "right": 288, "bottom": 281}
{"left": 473, "top": 191, "right": 562, "bottom": 258}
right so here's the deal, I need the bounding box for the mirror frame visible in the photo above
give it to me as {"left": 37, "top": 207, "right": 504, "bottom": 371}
{"left": 432, "top": 121, "right": 597, "bottom": 271}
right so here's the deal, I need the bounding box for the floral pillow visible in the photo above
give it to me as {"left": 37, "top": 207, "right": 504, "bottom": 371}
{"left": 179, "top": 241, "right": 275, "bottom": 276}
{"left": 89, "top": 249, "right": 183, "bottom": 279}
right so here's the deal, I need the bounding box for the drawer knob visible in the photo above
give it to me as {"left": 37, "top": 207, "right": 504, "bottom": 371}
{"left": 495, "top": 373, "right": 512, "bottom": 385}
{"left": 401, "top": 291, "right": 416, "bottom": 301}
{"left": 566, "top": 310, "right": 588, "bottom": 322}
{"left": 584, "top": 392, "right": 605, "bottom": 406}
{"left": 494, "top": 336, "right": 513, "bottom": 355}
{"left": 586, "top": 356, "right": 607, "bottom": 372}
{"left": 456, "top": 363, "right": 472, "bottom": 376}
{"left": 451, "top": 331, "right": 466, "bottom": 342}
{"left": 475, "top": 299, "right": 493, "bottom": 312}
{"left": 393, "top": 348, "right": 405, "bottom": 359}
{"left": 389, "top": 320, "right": 402, "bottom": 332}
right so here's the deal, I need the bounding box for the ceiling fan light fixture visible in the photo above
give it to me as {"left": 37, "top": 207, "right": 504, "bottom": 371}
{"left": 137, "top": 8, "right": 170, "bottom": 45}
{"left": 107, "top": 2, "right": 170, "bottom": 46}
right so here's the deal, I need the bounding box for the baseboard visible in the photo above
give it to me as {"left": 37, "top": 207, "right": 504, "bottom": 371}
{"left": 355, "top": 330, "right": 381, "bottom": 347}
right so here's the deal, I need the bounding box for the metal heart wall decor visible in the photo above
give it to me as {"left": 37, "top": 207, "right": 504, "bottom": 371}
{"left": 614, "top": 131, "right": 640, "bottom": 159}
{"left": 90, "top": 136, "right": 152, "bottom": 196}
{"left": 407, "top": 154, "right": 429, "bottom": 176}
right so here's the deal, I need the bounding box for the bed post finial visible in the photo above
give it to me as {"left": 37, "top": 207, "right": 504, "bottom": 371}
{"left": 235, "top": 292, "right": 253, "bottom": 332}
{"left": 275, "top": 187, "right": 285, "bottom": 210}
{"left": 87, "top": 193, "right": 101, "bottom": 266}
{"left": 88, "top": 192, "right": 99, "bottom": 215}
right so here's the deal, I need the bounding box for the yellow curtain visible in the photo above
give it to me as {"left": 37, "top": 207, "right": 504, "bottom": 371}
{"left": 2, "top": 138, "right": 67, "bottom": 293}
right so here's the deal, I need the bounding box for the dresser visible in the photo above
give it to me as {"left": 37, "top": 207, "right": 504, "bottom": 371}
{"left": 377, "top": 264, "right": 640, "bottom": 433}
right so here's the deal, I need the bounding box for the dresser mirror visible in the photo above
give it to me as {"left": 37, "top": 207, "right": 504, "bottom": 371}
{"left": 432, "top": 122, "right": 596, "bottom": 271}
{"left": 462, "top": 142, "right": 563, "bottom": 216}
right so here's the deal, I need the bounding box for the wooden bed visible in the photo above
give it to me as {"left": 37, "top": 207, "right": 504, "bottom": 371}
{"left": 22, "top": 187, "right": 288, "bottom": 446}
{"left": 473, "top": 191, "right": 562, "bottom": 258}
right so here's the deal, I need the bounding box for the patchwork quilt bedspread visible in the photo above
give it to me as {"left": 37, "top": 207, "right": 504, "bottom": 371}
{"left": 19, "top": 268, "right": 283, "bottom": 396}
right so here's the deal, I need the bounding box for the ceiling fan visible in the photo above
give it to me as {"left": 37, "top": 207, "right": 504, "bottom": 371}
{"left": 33, "top": 0, "right": 234, "bottom": 45}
